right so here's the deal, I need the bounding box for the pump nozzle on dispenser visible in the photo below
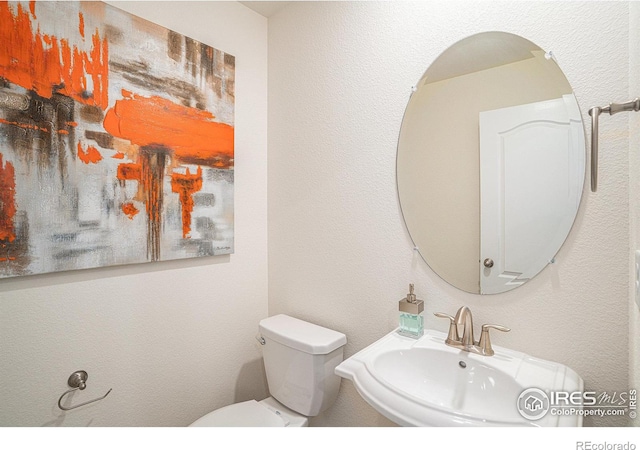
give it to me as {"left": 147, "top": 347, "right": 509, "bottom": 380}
{"left": 406, "top": 284, "right": 417, "bottom": 303}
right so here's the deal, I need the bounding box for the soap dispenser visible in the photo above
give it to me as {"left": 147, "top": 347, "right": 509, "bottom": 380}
{"left": 398, "top": 284, "right": 424, "bottom": 338}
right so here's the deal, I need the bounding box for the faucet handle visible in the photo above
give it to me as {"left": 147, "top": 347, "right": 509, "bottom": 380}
{"left": 434, "top": 312, "right": 460, "bottom": 344}
{"left": 482, "top": 324, "right": 510, "bottom": 333}
{"left": 478, "top": 324, "right": 510, "bottom": 356}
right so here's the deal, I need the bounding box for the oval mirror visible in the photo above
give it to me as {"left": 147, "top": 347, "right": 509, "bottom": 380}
{"left": 397, "top": 32, "right": 585, "bottom": 294}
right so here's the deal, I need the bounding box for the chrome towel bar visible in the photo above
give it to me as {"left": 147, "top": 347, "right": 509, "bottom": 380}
{"left": 57, "top": 370, "right": 112, "bottom": 411}
{"left": 589, "top": 98, "right": 640, "bottom": 192}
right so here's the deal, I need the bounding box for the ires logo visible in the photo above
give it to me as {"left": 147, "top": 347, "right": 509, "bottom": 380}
{"left": 551, "top": 390, "right": 634, "bottom": 407}
{"left": 517, "top": 388, "right": 637, "bottom": 421}
{"left": 550, "top": 391, "right": 596, "bottom": 406}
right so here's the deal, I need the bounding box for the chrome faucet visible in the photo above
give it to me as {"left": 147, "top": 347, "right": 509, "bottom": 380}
{"left": 434, "top": 306, "right": 510, "bottom": 356}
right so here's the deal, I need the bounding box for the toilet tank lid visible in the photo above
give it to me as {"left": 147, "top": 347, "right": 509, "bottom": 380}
{"left": 259, "top": 314, "right": 347, "bottom": 355}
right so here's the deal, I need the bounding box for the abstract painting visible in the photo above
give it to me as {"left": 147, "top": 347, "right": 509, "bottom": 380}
{"left": 0, "top": 1, "right": 235, "bottom": 278}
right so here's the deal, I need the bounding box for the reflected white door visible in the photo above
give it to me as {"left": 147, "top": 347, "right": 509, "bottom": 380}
{"left": 479, "top": 96, "right": 584, "bottom": 294}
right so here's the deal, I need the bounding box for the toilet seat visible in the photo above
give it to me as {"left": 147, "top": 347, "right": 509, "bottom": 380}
{"left": 189, "top": 399, "right": 301, "bottom": 427}
{"left": 189, "top": 400, "right": 286, "bottom": 427}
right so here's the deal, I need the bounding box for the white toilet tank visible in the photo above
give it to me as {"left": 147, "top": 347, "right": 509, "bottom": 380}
{"left": 259, "top": 314, "right": 347, "bottom": 417}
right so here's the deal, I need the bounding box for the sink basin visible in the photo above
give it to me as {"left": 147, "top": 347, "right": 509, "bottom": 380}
{"left": 335, "top": 329, "right": 583, "bottom": 427}
{"left": 373, "top": 348, "right": 526, "bottom": 421}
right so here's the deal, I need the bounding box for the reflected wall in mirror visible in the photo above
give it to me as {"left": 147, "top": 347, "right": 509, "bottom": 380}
{"left": 397, "top": 32, "right": 585, "bottom": 294}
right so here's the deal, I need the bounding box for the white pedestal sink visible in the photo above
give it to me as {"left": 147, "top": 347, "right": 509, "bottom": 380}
{"left": 335, "top": 329, "right": 583, "bottom": 427}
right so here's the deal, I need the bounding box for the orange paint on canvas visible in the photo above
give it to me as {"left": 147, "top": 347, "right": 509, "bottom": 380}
{"left": 0, "top": 2, "right": 108, "bottom": 109}
{"left": 121, "top": 202, "right": 139, "bottom": 220}
{"left": 112, "top": 152, "right": 125, "bottom": 159}
{"left": 0, "top": 154, "right": 17, "bottom": 243}
{"left": 171, "top": 167, "right": 203, "bottom": 238}
{"left": 77, "top": 142, "right": 103, "bottom": 164}
{"left": 28, "top": 0, "right": 35, "bottom": 17}
{"left": 78, "top": 12, "right": 85, "bottom": 38}
{"left": 103, "top": 92, "right": 234, "bottom": 168}
{"left": 117, "top": 163, "right": 141, "bottom": 181}
{"left": 0, "top": 118, "right": 48, "bottom": 132}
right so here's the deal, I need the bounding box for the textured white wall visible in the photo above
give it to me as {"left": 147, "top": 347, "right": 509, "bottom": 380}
{"left": 268, "top": 1, "right": 630, "bottom": 427}
{"left": 0, "top": 1, "right": 268, "bottom": 426}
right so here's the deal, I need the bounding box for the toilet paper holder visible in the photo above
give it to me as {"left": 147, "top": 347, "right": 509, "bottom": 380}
{"left": 57, "top": 370, "right": 112, "bottom": 411}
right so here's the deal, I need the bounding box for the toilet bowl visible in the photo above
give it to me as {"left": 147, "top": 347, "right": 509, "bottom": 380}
{"left": 190, "top": 397, "right": 308, "bottom": 427}
{"left": 188, "top": 314, "right": 347, "bottom": 427}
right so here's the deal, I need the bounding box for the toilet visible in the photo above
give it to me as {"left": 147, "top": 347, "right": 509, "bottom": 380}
{"left": 189, "top": 314, "right": 347, "bottom": 427}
